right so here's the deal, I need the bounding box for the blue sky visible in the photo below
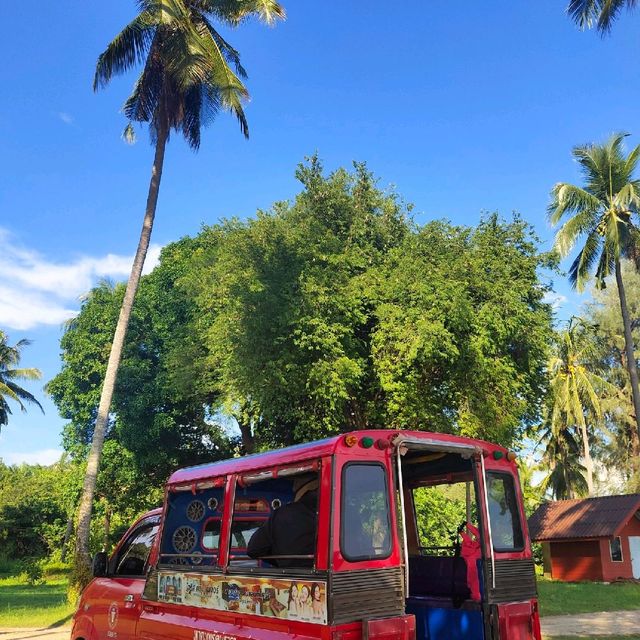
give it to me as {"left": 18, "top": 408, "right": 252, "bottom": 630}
{"left": 1, "top": 1, "right": 639, "bottom": 464}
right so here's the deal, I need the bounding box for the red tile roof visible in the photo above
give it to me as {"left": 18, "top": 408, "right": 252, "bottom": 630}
{"left": 529, "top": 494, "right": 640, "bottom": 541}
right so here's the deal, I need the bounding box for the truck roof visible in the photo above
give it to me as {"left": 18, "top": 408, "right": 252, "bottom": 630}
{"left": 167, "top": 429, "right": 504, "bottom": 485}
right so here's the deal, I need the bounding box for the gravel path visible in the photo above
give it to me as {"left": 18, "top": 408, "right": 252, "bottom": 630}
{"left": 541, "top": 610, "right": 640, "bottom": 637}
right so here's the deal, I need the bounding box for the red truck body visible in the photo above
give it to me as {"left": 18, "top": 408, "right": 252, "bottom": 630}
{"left": 72, "top": 430, "right": 541, "bottom": 640}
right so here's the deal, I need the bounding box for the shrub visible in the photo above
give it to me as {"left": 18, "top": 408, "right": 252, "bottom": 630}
{"left": 20, "top": 559, "right": 44, "bottom": 586}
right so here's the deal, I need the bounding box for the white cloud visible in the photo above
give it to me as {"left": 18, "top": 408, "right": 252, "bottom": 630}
{"left": 0, "top": 228, "right": 162, "bottom": 330}
{"left": 543, "top": 292, "right": 567, "bottom": 310}
{"left": 58, "top": 112, "right": 73, "bottom": 125}
{"left": 2, "top": 448, "right": 63, "bottom": 466}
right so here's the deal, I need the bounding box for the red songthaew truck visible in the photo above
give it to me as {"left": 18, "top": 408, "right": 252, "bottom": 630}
{"left": 72, "top": 430, "right": 541, "bottom": 640}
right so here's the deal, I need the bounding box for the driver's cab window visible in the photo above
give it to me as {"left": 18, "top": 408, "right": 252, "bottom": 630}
{"left": 114, "top": 521, "right": 159, "bottom": 576}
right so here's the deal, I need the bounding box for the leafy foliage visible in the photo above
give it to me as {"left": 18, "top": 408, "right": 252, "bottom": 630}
{"left": 549, "top": 132, "right": 640, "bottom": 291}
{"left": 413, "top": 484, "right": 475, "bottom": 551}
{"left": 584, "top": 260, "right": 640, "bottom": 491}
{"left": 0, "top": 460, "right": 73, "bottom": 561}
{"left": 51, "top": 159, "right": 555, "bottom": 458}
{"left": 549, "top": 133, "right": 640, "bottom": 462}
{"left": 0, "top": 332, "right": 43, "bottom": 431}
{"left": 185, "top": 159, "right": 554, "bottom": 448}
{"left": 94, "top": 0, "right": 285, "bottom": 146}
{"left": 48, "top": 239, "right": 236, "bottom": 485}
{"left": 568, "top": 0, "right": 637, "bottom": 33}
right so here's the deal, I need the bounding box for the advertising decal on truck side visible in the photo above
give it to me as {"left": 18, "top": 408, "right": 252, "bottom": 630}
{"left": 157, "top": 570, "right": 328, "bottom": 624}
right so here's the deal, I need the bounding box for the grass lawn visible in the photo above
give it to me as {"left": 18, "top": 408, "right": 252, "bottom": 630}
{"left": 537, "top": 577, "right": 640, "bottom": 617}
{"left": 0, "top": 574, "right": 74, "bottom": 628}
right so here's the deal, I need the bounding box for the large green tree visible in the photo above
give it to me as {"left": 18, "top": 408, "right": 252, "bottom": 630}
{"left": 549, "top": 133, "right": 640, "bottom": 448}
{"left": 0, "top": 332, "right": 43, "bottom": 431}
{"left": 48, "top": 239, "right": 234, "bottom": 484}
{"left": 187, "top": 160, "right": 554, "bottom": 448}
{"left": 568, "top": 0, "right": 636, "bottom": 32}
{"left": 76, "top": 0, "right": 284, "bottom": 573}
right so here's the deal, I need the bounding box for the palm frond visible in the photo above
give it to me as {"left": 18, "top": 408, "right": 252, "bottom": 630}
{"left": 568, "top": 229, "right": 602, "bottom": 290}
{"left": 597, "top": 0, "right": 637, "bottom": 32}
{"left": 567, "top": 0, "right": 603, "bottom": 29}
{"left": 568, "top": 0, "right": 638, "bottom": 33}
{"left": 4, "top": 381, "right": 44, "bottom": 413}
{"left": 194, "top": 22, "right": 249, "bottom": 137}
{"left": 623, "top": 143, "right": 640, "bottom": 179}
{"left": 614, "top": 181, "right": 640, "bottom": 210}
{"left": 199, "top": 0, "right": 286, "bottom": 26}
{"left": 0, "top": 381, "right": 21, "bottom": 406}
{"left": 3, "top": 367, "right": 42, "bottom": 381}
{"left": 553, "top": 206, "right": 599, "bottom": 256}
{"left": 93, "top": 11, "right": 156, "bottom": 90}
{"left": 548, "top": 183, "right": 601, "bottom": 226}
{"left": 202, "top": 16, "right": 248, "bottom": 78}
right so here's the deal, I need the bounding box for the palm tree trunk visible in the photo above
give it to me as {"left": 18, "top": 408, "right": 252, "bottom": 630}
{"left": 579, "top": 421, "right": 595, "bottom": 495}
{"left": 60, "top": 514, "right": 74, "bottom": 563}
{"left": 73, "top": 122, "right": 169, "bottom": 580}
{"left": 103, "top": 507, "right": 112, "bottom": 553}
{"left": 614, "top": 259, "right": 640, "bottom": 443}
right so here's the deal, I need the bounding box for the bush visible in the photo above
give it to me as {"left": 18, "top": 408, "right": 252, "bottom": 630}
{"left": 0, "top": 553, "right": 20, "bottom": 577}
{"left": 20, "top": 559, "right": 44, "bottom": 586}
{"left": 39, "top": 557, "right": 71, "bottom": 577}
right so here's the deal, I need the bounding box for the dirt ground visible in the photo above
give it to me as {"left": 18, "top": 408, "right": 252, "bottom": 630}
{"left": 541, "top": 610, "right": 640, "bottom": 637}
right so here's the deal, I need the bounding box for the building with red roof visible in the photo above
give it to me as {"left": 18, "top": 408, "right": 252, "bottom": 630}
{"left": 529, "top": 494, "right": 640, "bottom": 582}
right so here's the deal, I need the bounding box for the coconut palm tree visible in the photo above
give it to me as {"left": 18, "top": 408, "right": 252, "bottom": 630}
{"left": 547, "top": 318, "right": 614, "bottom": 494}
{"left": 568, "top": 0, "right": 636, "bottom": 32}
{"left": 75, "top": 0, "right": 285, "bottom": 573}
{"left": 0, "top": 332, "right": 43, "bottom": 430}
{"left": 538, "top": 423, "right": 588, "bottom": 500}
{"left": 549, "top": 133, "right": 640, "bottom": 453}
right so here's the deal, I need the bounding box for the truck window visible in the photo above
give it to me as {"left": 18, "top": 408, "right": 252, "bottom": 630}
{"left": 486, "top": 472, "right": 524, "bottom": 551}
{"left": 341, "top": 463, "right": 391, "bottom": 561}
{"left": 160, "top": 487, "right": 224, "bottom": 566}
{"left": 231, "top": 471, "right": 319, "bottom": 569}
{"left": 202, "top": 518, "right": 222, "bottom": 550}
{"left": 115, "top": 522, "right": 159, "bottom": 576}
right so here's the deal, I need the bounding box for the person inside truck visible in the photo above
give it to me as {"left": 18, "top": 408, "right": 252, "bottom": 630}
{"left": 247, "top": 475, "right": 318, "bottom": 568}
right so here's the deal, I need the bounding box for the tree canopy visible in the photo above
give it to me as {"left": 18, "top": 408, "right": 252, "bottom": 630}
{"left": 51, "top": 159, "right": 555, "bottom": 469}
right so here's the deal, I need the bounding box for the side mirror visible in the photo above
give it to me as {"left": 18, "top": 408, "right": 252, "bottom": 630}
{"left": 92, "top": 551, "right": 108, "bottom": 578}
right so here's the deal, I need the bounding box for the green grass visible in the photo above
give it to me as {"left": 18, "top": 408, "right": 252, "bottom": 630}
{"left": 0, "top": 575, "right": 74, "bottom": 628}
{"left": 537, "top": 577, "right": 640, "bottom": 617}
